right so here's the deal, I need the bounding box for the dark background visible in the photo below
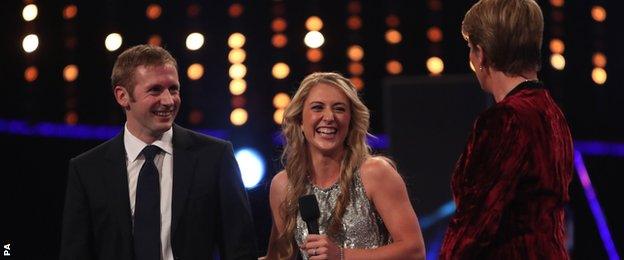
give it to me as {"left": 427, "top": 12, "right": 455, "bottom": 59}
{"left": 1, "top": 0, "right": 622, "bottom": 259}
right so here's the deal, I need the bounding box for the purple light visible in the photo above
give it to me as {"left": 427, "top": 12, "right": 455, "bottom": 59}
{"left": 575, "top": 140, "right": 624, "bottom": 157}
{"left": 574, "top": 151, "right": 620, "bottom": 260}
{"left": 0, "top": 119, "right": 227, "bottom": 140}
{"left": 368, "top": 134, "right": 389, "bottom": 149}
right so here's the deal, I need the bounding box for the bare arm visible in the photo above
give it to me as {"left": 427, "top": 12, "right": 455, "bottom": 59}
{"left": 347, "top": 157, "right": 425, "bottom": 259}
{"left": 264, "top": 171, "right": 297, "bottom": 260}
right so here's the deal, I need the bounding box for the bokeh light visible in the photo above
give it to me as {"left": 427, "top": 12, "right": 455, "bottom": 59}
{"left": 228, "top": 3, "right": 244, "bottom": 18}
{"left": 146, "top": 4, "right": 162, "bottom": 20}
{"left": 305, "top": 16, "right": 323, "bottom": 31}
{"left": 592, "top": 52, "right": 607, "bottom": 68}
{"left": 272, "top": 34, "right": 288, "bottom": 48}
{"left": 428, "top": 0, "right": 442, "bottom": 11}
{"left": 592, "top": 67, "right": 607, "bottom": 85}
{"left": 230, "top": 108, "right": 248, "bottom": 126}
{"left": 347, "top": 45, "right": 364, "bottom": 61}
{"left": 148, "top": 34, "right": 162, "bottom": 46}
{"left": 63, "top": 64, "right": 79, "bottom": 82}
{"left": 347, "top": 16, "right": 362, "bottom": 30}
{"left": 550, "top": 54, "right": 566, "bottom": 70}
{"left": 65, "top": 111, "right": 79, "bottom": 125}
{"left": 427, "top": 27, "right": 443, "bottom": 43}
{"left": 105, "top": 33, "right": 123, "bottom": 52}
{"left": 231, "top": 96, "right": 246, "bottom": 108}
{"left": 235, "top": 148, "right": 265, "bottom": 189}
{"left": 273, "top": 109, "right": 285, "bottom": 125}
{"left": 591, "top": 6, "right": 606, "bottom": 22}
{"left": 271, "top": 18, "right": 287, "bottom": 32}
{"left": 385, "top": 29, "right": 402, "bottom": 44}
{"left": 549, "top": 39, "right": 565, "bottom": 54}
{"left": 22, "top": 4, "right": 38, "bottom": 21}
{"left": 386, "top": 60, "right": 403, "bottom": 75}
{"left": 186, "top": 32, "right": 204, "bottom": 51}
{"left": 188, "top": 109, "right": 204, "bottom": 125}
{"left": 351, "top": 77, "right": 364, "bottom": 91}
{"left": 228, "top": 48, "right": 247, "bottom": 64}
{"left": 348, "top": 62, "right": 364, "bottom": 76}
{"left": 273, "top": 92, "right": 291, "bottom": 109}
{"left": 385, "top": 15, "right": 400, "bottom": 28}
{"left": 187, "top": 63, "right": 204, "bottom": 80}
{"left": 304, "top": 31, "right": 325, "bottom": 48}
{"left": 229, "top": 79, "right": 247, "bottom": 95}
{"left": 307, "top": 49, "right": 323, "bottom": 63}
{"left": 22, "top": 34, "right": 39, "bottom": 53}
{"left": 228, "top": 33, "right": 246, "bottom": 48}
{"left": 63, "top": 5, "right": 78, "bottom": 20}
{"left": 426, "top": 56, "right": 444, "bottom": 75}
{"left": 272, "top": 62, "right": 290, "bottom": 79}
{"left": 24, "top": 66, "right": 38, "bottom": 82}
{"left": 229, "top": 64, "right": 247, "bottom": 79}
{"left": 550, "top": 0, "right": 564, "bottom": 8}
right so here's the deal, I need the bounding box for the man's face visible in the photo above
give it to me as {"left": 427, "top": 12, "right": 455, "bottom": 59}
{"left": 116, "top": 64, "right": 180, "bottom": 142}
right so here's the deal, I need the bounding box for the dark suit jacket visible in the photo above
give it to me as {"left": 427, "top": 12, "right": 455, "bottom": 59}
{"left": 60, "top": 124, "right": 258, "bottom": 260}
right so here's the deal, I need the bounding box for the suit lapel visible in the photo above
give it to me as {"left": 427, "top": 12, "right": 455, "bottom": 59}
{"left": 101, "top": 132, "right": 134, "bottom": 248}
{"left": 171, "top": 125, "right": 197, "bottom": 235}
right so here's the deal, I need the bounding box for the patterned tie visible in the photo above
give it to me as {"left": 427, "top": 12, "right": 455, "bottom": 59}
{"left": 134, "top": 145, "right": 161, "bottom": 260}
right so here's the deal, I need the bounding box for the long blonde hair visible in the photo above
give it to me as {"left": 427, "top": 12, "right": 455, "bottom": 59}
{"left": 275, "top": 72, "right": 372, "bottom": 258}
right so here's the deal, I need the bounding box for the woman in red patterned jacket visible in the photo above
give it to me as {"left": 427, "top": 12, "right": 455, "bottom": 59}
{"left": 439, "top": 0, "right": 573, "bottom": 259}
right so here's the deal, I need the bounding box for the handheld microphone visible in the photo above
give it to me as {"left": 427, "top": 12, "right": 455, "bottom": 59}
{"left": 298, "top": 194, "right": 320, "bottom": 234}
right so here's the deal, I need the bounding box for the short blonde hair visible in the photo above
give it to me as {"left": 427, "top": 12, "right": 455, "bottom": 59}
{"left": 462, "top": 0, "right": 543, "bottom": 75}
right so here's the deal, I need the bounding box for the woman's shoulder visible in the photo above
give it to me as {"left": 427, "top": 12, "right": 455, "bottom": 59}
{"left": 270, "top": 170, "right": 289, "bottom": 192}
{"left": 359, "top": 156, "right": 404, "bottom": 197}
{"left": 360, "top": 156, "right": 397, "bottom": 177}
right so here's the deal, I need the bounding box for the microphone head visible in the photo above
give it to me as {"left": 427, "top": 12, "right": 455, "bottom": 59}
{"left": 298, "top": 194, "right": 320, "bottom": 222}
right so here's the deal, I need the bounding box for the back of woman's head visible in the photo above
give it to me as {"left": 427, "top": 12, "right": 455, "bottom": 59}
{"left": 462, "top": 0, "right": 544, "bottom": 76}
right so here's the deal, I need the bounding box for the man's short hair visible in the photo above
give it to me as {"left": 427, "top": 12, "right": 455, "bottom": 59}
{"left": 110, "top": 45, "right": 178, "bottom": 95}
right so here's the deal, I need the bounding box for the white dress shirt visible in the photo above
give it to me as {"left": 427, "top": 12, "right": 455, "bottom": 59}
{"left": 124, "top": 125, "right": 174, "bottom": 260}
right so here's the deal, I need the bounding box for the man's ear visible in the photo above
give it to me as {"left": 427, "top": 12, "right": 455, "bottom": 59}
{"left": 114, "top": 86, "right": 130, "bottom": 109}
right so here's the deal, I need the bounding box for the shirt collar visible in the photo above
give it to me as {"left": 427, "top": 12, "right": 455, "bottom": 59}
{"left": 504, "top": 80, "right": 544, "bottom": 99}
{"left": 123, "top": 124, "right": 173, "bottom": 162}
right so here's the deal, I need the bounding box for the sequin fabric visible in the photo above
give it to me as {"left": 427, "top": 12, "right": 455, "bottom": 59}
{"left": 295, "top": 173, "right": 390, "bottom": 259}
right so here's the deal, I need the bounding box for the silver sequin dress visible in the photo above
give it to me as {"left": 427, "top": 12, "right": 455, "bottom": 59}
{"left": 295, "top": 172, "right": 391, "bottom": 259}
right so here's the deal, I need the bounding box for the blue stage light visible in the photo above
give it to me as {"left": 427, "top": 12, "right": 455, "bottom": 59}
{"left": 235, "top": 148, "right": 265, "bottom": 189}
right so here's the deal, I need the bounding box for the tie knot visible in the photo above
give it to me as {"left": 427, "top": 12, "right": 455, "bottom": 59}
{"left": 142, "top": 145, "right": 161, "bottom": 161}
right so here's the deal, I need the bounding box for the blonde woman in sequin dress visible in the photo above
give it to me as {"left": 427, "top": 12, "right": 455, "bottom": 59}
{"left": 264, "top": 72, "right": 425, "bottom": 260}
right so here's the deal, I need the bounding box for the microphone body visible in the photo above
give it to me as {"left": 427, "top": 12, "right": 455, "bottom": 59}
{"left": 298, "top": 194, "right": 320, "bottom": 234}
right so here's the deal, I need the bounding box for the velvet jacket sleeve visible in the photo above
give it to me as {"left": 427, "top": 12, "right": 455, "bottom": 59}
{"left": 440, "top": 107, "right": 530, "bottom": 258}
{"left": 216, "top": 142, "right": 259, "bottom": 259}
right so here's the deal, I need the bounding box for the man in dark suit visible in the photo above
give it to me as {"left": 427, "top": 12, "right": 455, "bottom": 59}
{"left": 60, "top": 45, "right": 258, "bottom": 260}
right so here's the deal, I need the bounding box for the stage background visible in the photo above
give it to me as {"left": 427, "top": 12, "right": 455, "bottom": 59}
{"left": 1, "top": 0, "right": 622, "bottom": 259}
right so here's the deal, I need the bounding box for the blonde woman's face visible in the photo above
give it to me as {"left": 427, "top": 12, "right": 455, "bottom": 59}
{"left": 301, "top": 83, "right": 351, "bottom": 156}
